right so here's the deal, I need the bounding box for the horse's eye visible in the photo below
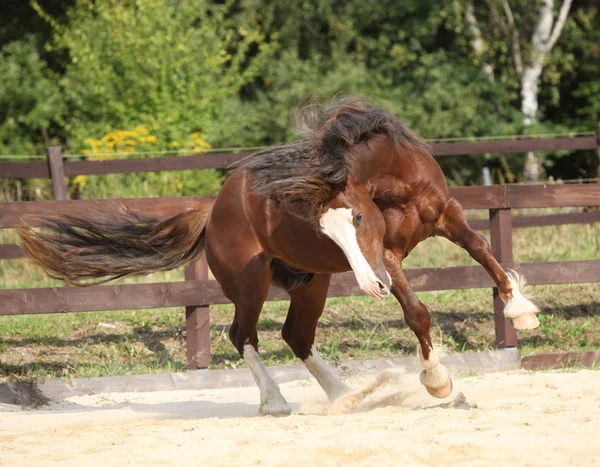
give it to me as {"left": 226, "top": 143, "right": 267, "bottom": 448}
{"left": 354, "top": 213, "right": 363, "bottom": 226}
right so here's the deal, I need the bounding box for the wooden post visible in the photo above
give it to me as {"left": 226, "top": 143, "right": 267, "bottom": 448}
{"left": 489, "top": 208, "right": 518, "bottom": 348}
{"left": 184, "top": 253, "right": 211, "bottom": 369}
{"left": 47, "top": 146, "right": 67, "bottom": 201}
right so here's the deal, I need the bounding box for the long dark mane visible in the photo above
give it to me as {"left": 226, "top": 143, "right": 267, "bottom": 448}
{"left": 238, "top": 95, "right": 429, "bottom": 222}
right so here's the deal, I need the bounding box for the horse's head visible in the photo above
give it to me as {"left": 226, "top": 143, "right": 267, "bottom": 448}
{"left": 319, "top": 181, "right": 391, "bottom": 300}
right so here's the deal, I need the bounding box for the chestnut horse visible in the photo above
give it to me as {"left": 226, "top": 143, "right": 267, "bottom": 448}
{"left": 20, "top": 158, "right": 390, "bottom": 415}
{"left": 238, "top": 95, "right": 540, "bottom": 400}
{"left": 21, "top": 95, "right": 540, "bottom": 414}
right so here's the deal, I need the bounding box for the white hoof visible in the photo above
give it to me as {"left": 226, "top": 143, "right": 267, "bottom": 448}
{"left": 424, "top": 377, "right": 453, "bottom": 398}
{"left": 512, "top": 312, "right": 540, "bottom": 330}
{"left": 260, "top": 396, "right": 292, "bottom": 416}
{"left": 420, "top": 365, "right": 452, "bottom": 398}
{"left": 504, "top": 271, "right": 540, "bottom": 330}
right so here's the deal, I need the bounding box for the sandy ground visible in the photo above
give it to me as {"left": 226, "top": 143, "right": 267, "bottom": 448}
{"left": 1, "top": 369, "right": 599, "bottom": 467}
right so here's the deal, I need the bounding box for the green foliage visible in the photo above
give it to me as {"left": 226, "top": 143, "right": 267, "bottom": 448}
{"left": 0, "top": 0, "right": 598, "bottom": 187}
{"left": 45, "top": 0, "right": 277, "bottom": 151}
{"left": 0, "top": 38, "right": 64, "bottom": 155}
{"left": 569, "top": 6, "right": 600, "bottom": 122}
{"left": 213, "top": 1, "right": 535, "bottom": 183}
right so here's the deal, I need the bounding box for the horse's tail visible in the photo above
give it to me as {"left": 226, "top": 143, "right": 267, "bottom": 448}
{"left": 18, "top": 206, "right": 212, "bottom": 286}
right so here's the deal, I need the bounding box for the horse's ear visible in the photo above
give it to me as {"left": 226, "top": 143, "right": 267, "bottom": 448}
{"left": 368, "top": 183, "right": 376, "bottom": 200}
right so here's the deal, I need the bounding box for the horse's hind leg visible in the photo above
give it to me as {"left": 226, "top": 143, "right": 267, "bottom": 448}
{"left": 436, "top": 198, "right": 539, "bottom": 330}
{"left": 216, "top": 255, "right": 291, "bottom": 416}
{"left": 385, "top": 251, "right": 453, "bottom": 398}
{"left": 282, "top": 273, "right": 350, "bottom": 402}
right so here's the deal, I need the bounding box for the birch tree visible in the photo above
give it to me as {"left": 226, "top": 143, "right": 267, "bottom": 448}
{"left": 513, "top": 0, "right": 573, "bottom": 126}
{"left": 465, "top": 0, "right": 573, "bottom": 180}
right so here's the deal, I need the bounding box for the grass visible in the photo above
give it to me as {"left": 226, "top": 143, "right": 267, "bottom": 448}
{"left": 1, "top": 208, "right": 598, "bottom": 382}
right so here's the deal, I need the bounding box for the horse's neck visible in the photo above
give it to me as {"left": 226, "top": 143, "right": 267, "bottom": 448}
{"left": 349, "top": 139, "right": 449, "bottom": 207}
{"left": 350, "top": 140, "right": 423, "bottom": 184}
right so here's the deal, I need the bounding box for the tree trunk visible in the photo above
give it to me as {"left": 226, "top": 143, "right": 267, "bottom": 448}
{"left": 520, "top": 63, "right": 543, "bottom": 126}
{"left": 464, "top": 0, "right": 573, "bottom": 182}
{"left": 520, "top": 0, "right": 555, "bottom": 181}
{"left": 465, "top": 4, "right": 495, "bottom": 82}
{"left": 519, "top": 0, "right": 572, "bottom": 181}
{"left": 521, "top": 62, "right": 545, "bottom": 181}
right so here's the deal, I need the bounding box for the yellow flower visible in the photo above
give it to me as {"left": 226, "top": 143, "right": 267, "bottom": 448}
{"left": 72, "top": 175, "right": 87, "bottom": 189}
{"left": 135, "top": 125, "right": 150, "bottom": 135}
{"left": 83, "top": 124, "right": 158, "bottom": 158}
{"left": 170, "top": 141, "right": 180, "bottom": 147}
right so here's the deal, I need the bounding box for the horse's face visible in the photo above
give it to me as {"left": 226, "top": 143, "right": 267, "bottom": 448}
{"left": 319, "top": 182, "right": 391, "bottom": 299}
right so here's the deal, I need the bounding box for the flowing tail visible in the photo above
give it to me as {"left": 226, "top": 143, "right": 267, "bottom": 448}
{"left": 18, "top": 207, "right": 211, "bottom": 286}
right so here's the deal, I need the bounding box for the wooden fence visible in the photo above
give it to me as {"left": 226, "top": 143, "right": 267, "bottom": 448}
{"left": 1, "top": 133, "right": 599, "bottom": 369}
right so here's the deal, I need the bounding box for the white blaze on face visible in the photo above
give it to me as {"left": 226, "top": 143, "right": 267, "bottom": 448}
{"left": 319, "top": 207, "right": 387, "bottom": 299}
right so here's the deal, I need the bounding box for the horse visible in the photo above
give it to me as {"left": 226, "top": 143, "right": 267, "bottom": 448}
{"left": 20, "top": 94, "right": 540, "bottom": 415}
{"left": 237, "top": 95, "right": 540, "bottom": 401}
{"left": 19, "top": 153, "right": 391, "bottom": 416}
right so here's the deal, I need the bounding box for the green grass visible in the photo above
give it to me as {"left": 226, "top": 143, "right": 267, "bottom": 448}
{"left": 1, "top": 209, "right": 599, "bottom": 382}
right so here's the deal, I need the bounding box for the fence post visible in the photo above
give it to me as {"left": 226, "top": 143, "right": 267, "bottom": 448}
{"left": 47, "top": 146, "right": 67, "bottom": 201}
{"left": 184, "top": 252, "right": 211, "bottom": 369}
{"left": 489, "top": 208, "right": 518, "bottom": 348}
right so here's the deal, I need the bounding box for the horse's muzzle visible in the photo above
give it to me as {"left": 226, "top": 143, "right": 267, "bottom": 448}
{"left": 377, "top": 281, "right": 390, "bottom": 296}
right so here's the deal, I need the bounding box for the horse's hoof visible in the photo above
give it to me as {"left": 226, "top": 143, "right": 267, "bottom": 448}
{"left": 260, "top": 399, "right": 292, "bottom": 417}
{"left": 425, "top": 378, "right": 453, "bottom": 399}
{"left": 512, "top": 313, "right": 540, "bottom": 330}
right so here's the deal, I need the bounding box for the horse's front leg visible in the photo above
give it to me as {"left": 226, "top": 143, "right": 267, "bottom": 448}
{"left": 385, "top": 250, "right": 453, "bottom": 398}
{"left": 282, "top": 273, "right": 350, "bottom": 402}
{"left": 436, "top": 198, "right": 539, "bottom": 330}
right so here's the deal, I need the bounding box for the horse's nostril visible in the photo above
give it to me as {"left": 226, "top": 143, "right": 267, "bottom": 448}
{"left": 377, "top": 282, "right": 389, "bottom": 295}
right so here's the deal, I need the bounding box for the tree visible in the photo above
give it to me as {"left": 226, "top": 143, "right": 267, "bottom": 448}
{"left": 214, "top": 0, "right": 524, "bottom": 184}
{"left": 1, "top": 0, "right": 597, "bottom": 188}
{"left": 0, "top": 38, "right": 64, "bottom": 155}
{"left": 34, "top": 0, "right": 278, "bottom": 150}
{"left": 464, "top": 0, "right": 574, "bottom": 180}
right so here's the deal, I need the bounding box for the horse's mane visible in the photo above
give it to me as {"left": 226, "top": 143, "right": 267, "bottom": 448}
{"left": 238, "top": 95, "right": 429, "bottom": 223}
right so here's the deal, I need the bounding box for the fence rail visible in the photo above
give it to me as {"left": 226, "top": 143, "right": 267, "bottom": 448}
{"left": 1, "top": 128, "right": 599, "bottom": 180}
{"left": 2, "top": 260, "right": 598, "bottom": 316}
{"left": 1, "top": 133, "right": 599, "bottom": 368}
